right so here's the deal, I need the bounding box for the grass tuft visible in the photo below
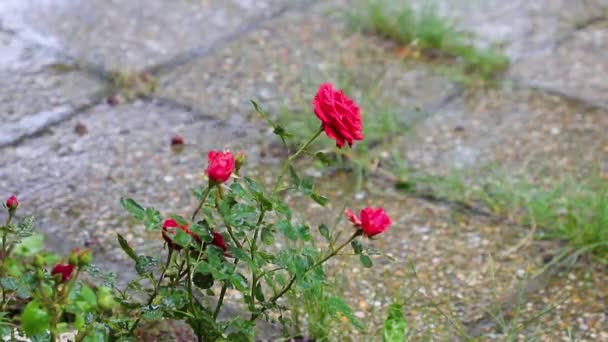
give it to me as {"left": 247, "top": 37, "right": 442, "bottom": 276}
{"left": 347, "top": 0, "right": 510, "bottom": 82}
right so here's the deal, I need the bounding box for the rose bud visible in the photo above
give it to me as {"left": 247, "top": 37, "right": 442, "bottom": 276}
{"left": 6, "top": 195, "right": 18, "bottom": 212}
{"left": 77, "top": 248, "right": 93, "bottom": 267}
{"left": 313, "top": 83, "right": 364, "bottom": 148}
{"left": 211, "top": 231, "right": 231, "bottom": 257}
{"left": 234, "top": 152, "right": 247, "bottom": 174}
{"left": 51, "top": 263, "right": 76, "bottom": 283}
{"left": 345, "top": 207, "right": 391, "bottom": 237}
{"left": 162, "top": 219, "right": 201, "bottom": 250}
{"left": 206, "top": 150, "right": 235, "bottom": 184}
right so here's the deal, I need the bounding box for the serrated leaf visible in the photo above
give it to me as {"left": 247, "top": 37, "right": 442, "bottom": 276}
{"left": 15, "top": 216, "right": 34, "bottom": 238}
{"left": 172, "top": 229, "right": 193, "bottom": 248}
{"left": 135, "top": 256, "right": 159, "bottom": 276}
{"left": 245, "top": 177, "right": 272, "bottom": 211}
{"left": 254, "top": 283, "right": 265, "bottom": 302}
{"left": 359, "top": 254, "right": 373, "bottom": 268}
{"left": 260, "top": 225, "right": 276, "bottom": 245}
{"left": 351, "top": 240, "right": 363, "bottom": 254}
{"left": 193, "top": 272, "right": 214, "bottom": 290}
{"left": 297, "top": 224, "right": 311, "bottom": 241}
{"left": 144, "top": 207, "right": 162, "bottom": 230}
{"left": 273, "top": 199, "right": 291, "bottom": 220}
{"left": 120, "top": 198, "right": 145, "bottom": 220}
{"left": 310, "top": 192, "right": 328, "bottom": 206}
{"left": 276, "top": 220, "right": 297, "bottom": 241}
{"left": 315, "top": 151, "right": 333, "bottom": 165}
{"left": 383, "top": 302, "right": 407, "bottom": 342}
{"left": 117, "top": 234, "right": 138, "bottom": 262}
{"left": 318, "top": 224, "right": 331, "bottom": 242}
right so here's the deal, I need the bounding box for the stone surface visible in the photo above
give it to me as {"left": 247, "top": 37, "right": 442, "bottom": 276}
{"left": 159, "top": 2, "right": 458, "bottom": 121}
{"left": 0, "top": 0, "right": 297, "bottom": 72}
{"left": 402, "top": 88, "right": 608, "bottom": 180}
{"left": 417, "top": 0, "right": 608, "bottom": 60}
{"left": 511, "top": 21, "right": 608, "bottom": 109}
{"left": 0, "top": 30, "right": 104, "bottom": 146}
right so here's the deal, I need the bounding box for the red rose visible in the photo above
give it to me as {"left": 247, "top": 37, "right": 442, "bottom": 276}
{"left": 162, "top": 219, "right": 201, "bottom": 250}
{"left": 206, "top": 150, "right": 235, "bottom": 184}
{"left": 6, "top": 195, "right": 18, "bottom": 210}
{"left": 211, "top": 231, "right": 231, "bottom": 257}
{"left": 51, "top": 263, "right": 75, "bottom": 283}
{"left": 345, "top": 208, "right": 362, "bottom": 226}
{"left": 313, "top": 83, "right": 364, "bottom": 148}
{"left": 345, "top": 207, "right": 391, "bottom": 237}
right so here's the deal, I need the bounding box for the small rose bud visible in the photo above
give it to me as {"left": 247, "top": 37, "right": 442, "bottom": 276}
{"left": 97, "top": 287, "right": 117, "bottom": 311}
{"left": 51, "top": 263, "right": 75, "bottom": 283}
{"left": 234, "top": 152, "right": 246, "bottom": 174}
{"left": 33, "top": 255, "right": 45, "bottom": 268}
{"left": 78, "top": 249, "right": 93, "bottom": 267}
{"left": 6, "top": 195, "right": 18, "bottom": 212}
{"left": 68, "top": 248, "right": 80, "bottom": 266}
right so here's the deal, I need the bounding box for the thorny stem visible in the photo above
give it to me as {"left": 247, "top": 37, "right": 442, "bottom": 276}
{"left": 250, "top": 230, "right": 361, "bottom": 321}
{"left": 191, "top": 185, "right": 212, "bottom": 222}
{"left": 212, "top": 258, "right": 239, "bottom": 320}
{"left": 272, "top": 125, "right": 323, "bottom": 194}
{"left": 129, "top": 249, "right": 173, "bottom": 335}
{"left": 2, "top": 213, "right": 13, "bottom": 259}
{"left": 249, "top": 210, "right": 266, "bottom": 310}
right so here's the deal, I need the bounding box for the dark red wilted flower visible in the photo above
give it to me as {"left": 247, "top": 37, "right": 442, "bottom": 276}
{"left": 171, "top": 135, "right": 184, "bottom": 147}
{"left": 206, "top": 150, "right": 235, "bottom": 184}
{"left": 162, "top": 219, "right": 201, "bottom": 250}
{"left": 345, "top": 207, "right": 391, "bottom": 237}
{"left": 51, "top": 263, "right": 75, "bottom": 283}
{"left": 313, "top": 83, "right": 364, "bottom": 148}
{"left": 6, "top": 195, "right": 18, "bottom": 210}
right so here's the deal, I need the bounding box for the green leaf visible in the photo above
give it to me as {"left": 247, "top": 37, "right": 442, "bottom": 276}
{"left": 351, "top": 240, "right": 363, "bottom": 254}
{"left": 15, "top": 216, "right": 34, "bottom": 238}
{"left": 273, "top": 199, "right": 292, "bottom": 220}
{"left": 173, "top": 228, "right": 193, "bottom": 248}
{"left": 260, "top": 225, "right": 276, "bottom": 245}
{"left": 193, "top": 272, "right": 214, "bottom": 290}
{"left": 297, "top": 224, "right": 312, "bottom": 241}
{"left": 117, "top": 234, "right": 138, "bottom": 262}
{"left": 13, "top": 234, "right": 44, "bottom": 257}
{"left": 383, "top": 302, "right": 407, "bottom": 342}
{"left": 310, "top": 192, "right": 328, "bottom": 206}
{"left": 315, "top": 151, "right": 333, "bottom": 165}
{"left": 359, "top": 254, "right": 373, "bottom": 268}
{"left": 144, "top": 207, "right": 162, "bottom": 230}
{"left": 276, "top": 220, "right": 297, "bottom": 241}
{"left": 135, "top": 256, "right": 159, "bottom": 276}
{"left": 245, "top": 177, "right": 273, "bottom": 211}
{"left": 21, "top": 300, "right": 50, "bottom": 337}
{"left": 254, "top": 283, "right": 265, "bottom": 302}
{"left": 120, "top": 198, "right": 145, "bottom": 220}
{"left": 318, "top": 224, "right": 331, "bottom": 242}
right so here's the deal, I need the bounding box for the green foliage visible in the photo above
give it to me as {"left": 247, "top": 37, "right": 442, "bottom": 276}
{"left": 383, "top": 302, "right": 408, "bottom": 342}
{"left": 347, "top": 0, "right": 509, "bottom": 82}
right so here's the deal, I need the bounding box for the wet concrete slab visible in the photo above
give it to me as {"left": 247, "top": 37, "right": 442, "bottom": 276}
{"left": 0, "top": 100, "right": 270, "bottom": 274}
{"left": 511, "top": 21, "right": 608, "bottom": 110}
{"left": 415, "top": 0, "right": 608, "bottom": 60}
{"left": 0, "top": 30, "right": 105, "bottom": 146}
{"left": 0, "top": 0, "right": 296, "bottom": 72}
{"left": 159, "top": 2, "right": 458, "bottom": 121}
{"left": 401, "top": 87, "right": 608, "bottom": 180}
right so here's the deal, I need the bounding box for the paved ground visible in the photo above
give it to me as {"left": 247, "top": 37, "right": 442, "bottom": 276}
{"left": 1, "top": 0, "right": 608, "bottom": 340}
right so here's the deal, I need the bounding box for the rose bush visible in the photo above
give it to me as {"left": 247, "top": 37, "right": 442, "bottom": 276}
{"left": 1, "top": 82, "right": 392, "bottom": 341}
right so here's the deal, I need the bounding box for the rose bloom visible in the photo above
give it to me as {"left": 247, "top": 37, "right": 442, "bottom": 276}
{"left": 162, "top": 219, "right": 201, "bottom": 250}
{"left": 51, "top": 263, "right": 76, "bottom": 283}
{"left": 345, "top": 207, "right": 391, "bottom": 237}
{"left": 313, "top": 83, "right": 364, "bottom": 148}
{"left": 211, "top": 231, "right": 231, "bottom": 257}
{"left": 6, "top": 195, "right": 18, "bottom": 210}
{"left": 206, "top": 150, "right": 235, "bottom": 184}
